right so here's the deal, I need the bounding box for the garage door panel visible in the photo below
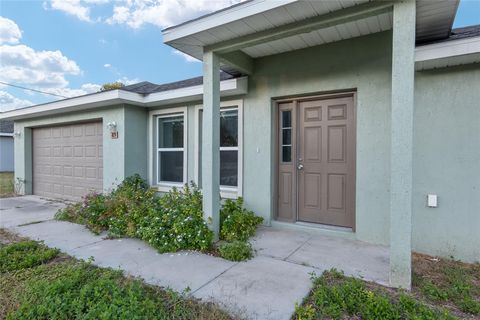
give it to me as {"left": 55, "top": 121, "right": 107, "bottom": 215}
{"left": 33, "top": 121, "right": 103, "bottom": 201}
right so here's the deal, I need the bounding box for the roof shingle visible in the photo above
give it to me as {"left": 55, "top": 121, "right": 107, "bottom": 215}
{"left": 0, "top": 120, "right": 14, "bottom": 134}
{"left": 121, "top": 72, "right": 236, "bottom": 95}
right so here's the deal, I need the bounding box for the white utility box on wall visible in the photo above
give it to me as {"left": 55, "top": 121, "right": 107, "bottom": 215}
{"left": 427, "top": 194, "right": 438, "bottom": 208}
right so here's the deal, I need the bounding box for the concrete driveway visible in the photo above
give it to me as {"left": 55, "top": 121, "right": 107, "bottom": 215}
{"left": 1, "top": 196, "right": 389, "bottom": 320}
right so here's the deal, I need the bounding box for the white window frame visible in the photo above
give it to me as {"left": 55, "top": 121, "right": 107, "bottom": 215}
{"left": 194, "top": 99, "right": 243, "bottom": 199}
{"left": 148, "top": 107, "right": 187, "bottom": 192}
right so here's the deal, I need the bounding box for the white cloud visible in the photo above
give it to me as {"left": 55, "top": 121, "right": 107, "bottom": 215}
{"left": 173, "top": 49, "right": 199, "bottom": 63}
{"left": 0, "top": 44, "right": 81, "bottom": 88}
{"left": 43, "top": 0, "right": 246, "bottom": 32}
{"left": 46, "top": 0, "right": 93, "bottom": 22}
{"left": 43, "top": 82, "right": 102, "bottom": 98}
{"left": 0, "top": 16, "right": 22, "bottom": 44}
{"left": 106, "top": 0, "right": 245, "bottom": 29}
{"left": 116, "top": 77, "right": 140, "bottom": 85}
{"left": 81, "top": 83, "right": 102, "bottom": 93}
{"left": 104, "top": 63, "right": 111, "bottom": 68}
{"left": 0, "top": 91, "right": 33, "bottom": 112}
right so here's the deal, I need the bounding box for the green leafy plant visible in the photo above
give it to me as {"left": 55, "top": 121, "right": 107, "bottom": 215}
{"left": 55, "top": 176, "right": 264, "bottom": 260}
{"left": 220, "top": 197, "right": 263, "bottom": 242}
{"left": 294, "top": 269, "right": 456, "bottom": 320}
{"left": 100, "top": 81, "right": 125, "bottom": 91}
{"left": 55, "top": 174, "right": 157, "bottom": 236}
{"left": 137, "top": 183, "right": 213, "bottom": 253}
{"left": 218, "top": 240, "right": 252, "bottom": 261}
{"left": 3, "top": 260, "right": 232, "bottom": 320}
{"left": 0, "top": 241, "right": 59, "bottom": 272}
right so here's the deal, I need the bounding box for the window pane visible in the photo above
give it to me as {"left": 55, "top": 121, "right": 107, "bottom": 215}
{"left": 282, "top": 128, "right": 291, "bottom": 145}
{"left": 282, "top": 146, "right": 291, "bottom": 163}
{"left": 282, "top": 110, "right": 292, "bottom": 128}
{"left": 158, "top": 116, "right": 183, "bottom": 148}
{"left": 220, "top": 150, "right": 238, "bottom": 187}
{"left": 220, "top": 110, "right": 238, "bottom": 147}
{"left": 159, "top": 151, "right": 183, "bottom": 183}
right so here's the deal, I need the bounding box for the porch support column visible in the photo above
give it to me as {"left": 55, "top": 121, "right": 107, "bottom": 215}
{"left": 202, "top": 50, "right": 221, "bottom": 240}
{"left": 390, "top": 0, "right": 416, "bottom": 289}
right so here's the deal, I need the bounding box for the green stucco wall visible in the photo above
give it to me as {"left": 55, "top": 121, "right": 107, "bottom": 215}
{"left": 124, "top": 105, "right": 148, "bottom": 181}
{"left": 14, "top": 105, "right": 148, "bottom": 194}
{"left": 243, "top": 31, "right": 393, "bottom": 245}
{"left": 413, "top": 65, "right": 480, "bottom": 263}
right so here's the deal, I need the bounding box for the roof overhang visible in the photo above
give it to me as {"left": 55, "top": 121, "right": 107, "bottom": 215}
{"left": 415, "top": 36, "right": 480, "bottom": 70}
{"left": 0, "top": 77, "right": 248, "bottom": 121}
{"left": 163, "top": 0, "right": 460, "bottom": 75}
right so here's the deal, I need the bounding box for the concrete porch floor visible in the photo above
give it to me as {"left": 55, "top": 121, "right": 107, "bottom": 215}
{"left": 1, "top": 196, "right": 390, "bottom": 320}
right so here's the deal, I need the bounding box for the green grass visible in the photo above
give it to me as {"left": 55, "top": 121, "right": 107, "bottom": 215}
{"left": 294, "top": 270, "right": 456, "bottom": 320}
{"left": 0, "top": 240, "right": 60, "bottom": 273}
{"left": 412, "top": 253, "right": 480, "bottom": 316}
{"left": 0, "top": 236, "right": 233, "bottom": 320}
{"left": 0, "top": 172, "right": 14, "bottom": 197}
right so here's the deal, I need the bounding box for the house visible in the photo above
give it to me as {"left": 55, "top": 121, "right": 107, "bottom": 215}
{"left": 1, "top": 0, "right": 479, "bottom": 289}
{"left": 0, "top": 120, "right": 14, "bottom": 172}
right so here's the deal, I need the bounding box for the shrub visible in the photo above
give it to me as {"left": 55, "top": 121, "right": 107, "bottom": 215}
{"left": 0, "top": 241, "right": 59, "bottom": 272}
{"left": 55, "top": 174, "right": 157, "bottom": 236}
{"left": 220, "top": 197, "right": 263, "bottom": 242}
{"left": 55, "top": 202, "right": 84, "bottom": 224}
{"left": 218, "top": 241, "right": 253, "bottom": 261}
{"left": 137, "top": 183, "right": 213, "bottom": 253}
{"left": 55, "top": 176, "right": 264, "bottom": 259}
{"left": 105, "top": 175, "right": 158, "bottom": 237}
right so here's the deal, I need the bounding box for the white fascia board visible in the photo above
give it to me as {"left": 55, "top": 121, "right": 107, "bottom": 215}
{"left": 0, "top": 133, "right": 14, "bottom": 137}
{"left": 0, "top": 77, "right": 248, "bottom": 120}
{"left": 0, "top": 90, "right": 144, "bottom": 121}
{"left": 162, "top": 0, "right": 297, "bottom": 43}
{"left": 415, "top": 36, "right": 480, "bottom": 62}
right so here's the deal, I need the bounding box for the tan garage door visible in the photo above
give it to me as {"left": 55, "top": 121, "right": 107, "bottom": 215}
{"left": 33, "top": 121, "right": 103, "bottom": 201}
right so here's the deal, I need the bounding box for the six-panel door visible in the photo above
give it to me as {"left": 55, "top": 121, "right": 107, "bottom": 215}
{"left": 277, "top": 95, "right": 356, "bottom": 228}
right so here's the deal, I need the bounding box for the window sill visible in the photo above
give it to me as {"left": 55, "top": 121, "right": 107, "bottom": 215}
{"left": 155, "top": 183, "right": 184, "bottom": 193}
{"left": 220, "top": 187, "right": 239, "bottom": 199}
{"left": 153, "top": 184, "right": 239, "bottom": 199}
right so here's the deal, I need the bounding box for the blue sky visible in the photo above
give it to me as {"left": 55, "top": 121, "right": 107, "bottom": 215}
{"left": 0, "top": 0, "right": 479, "bottom": 112}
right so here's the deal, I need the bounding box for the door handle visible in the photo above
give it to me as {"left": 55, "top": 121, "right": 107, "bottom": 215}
{"left": 297, "top": 164, "right": 304, "bottom": 170}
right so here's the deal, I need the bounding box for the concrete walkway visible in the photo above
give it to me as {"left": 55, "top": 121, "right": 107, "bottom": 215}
{"left": 1, "top": 196, "right": 389, "bottom": 320}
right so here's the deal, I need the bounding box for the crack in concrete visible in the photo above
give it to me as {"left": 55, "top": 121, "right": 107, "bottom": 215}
{"left": 71, "top": 239, "right": 106, "bottom": 251}
{"left": 16, "top": 219, "right": 53, "bottom": 227}
{"left": 191, "top": 262, "right": 240, "bottom": 296}
{"left": 283, "top": 234, "right": 313, "bottom": 261}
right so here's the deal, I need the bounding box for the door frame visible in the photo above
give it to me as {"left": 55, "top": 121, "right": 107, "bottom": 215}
{"left": 273, "top": 90, "right": 357, "bottom": 230}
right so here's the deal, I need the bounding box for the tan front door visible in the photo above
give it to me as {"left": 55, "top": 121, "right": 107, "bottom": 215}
{"left": 277, "top": 94, "right": 356, "bottom": 228}
{"left": 32, "top": 121, "right": 103, "bottom": 201}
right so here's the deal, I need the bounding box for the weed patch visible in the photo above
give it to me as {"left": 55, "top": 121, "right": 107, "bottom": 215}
{"left": 294, "top": 269, "right": 456, "bottom": 320}
{"left": 218, "top": 240, "right": 253, "bottom": 261}
{"left": 0, "top": 241, "right": 59, "bottom": 272}
{"left": 0, "top": 232, "right": 233, "bottom": 320}
{"left": 412, "top": 253, "right": 480, "bottom": 316}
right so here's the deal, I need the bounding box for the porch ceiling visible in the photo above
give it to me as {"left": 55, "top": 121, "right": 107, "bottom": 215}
{"left": 163, "top": 0, "right": 459, "bottom": 74}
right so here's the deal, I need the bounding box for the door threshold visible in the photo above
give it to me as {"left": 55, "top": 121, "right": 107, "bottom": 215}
{"left": 271, "top": 220, "right": 355, "bottom": 240}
